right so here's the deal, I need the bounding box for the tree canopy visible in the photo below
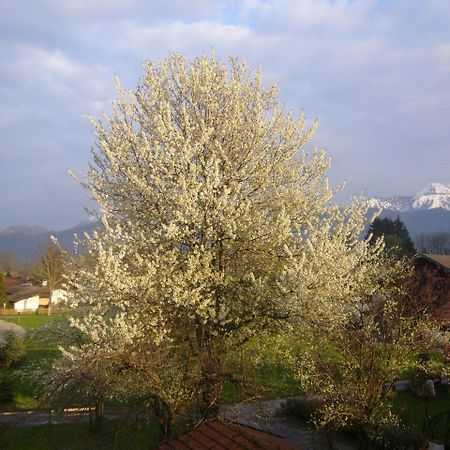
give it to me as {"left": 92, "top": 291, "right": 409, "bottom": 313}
{"left": 367, "top": 216, "right": 416, "bottom": 258}
{"left": 50, "top": 54, "right": 401, "bottom": 427}
{"left": 31, "top": 243, "right": 67, "bottom": 293}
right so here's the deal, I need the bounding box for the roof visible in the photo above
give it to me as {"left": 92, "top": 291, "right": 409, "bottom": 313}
{"left": 417, "top": 254, "right": 450, "bottom": 271}
{"left": 155, "top": 418, "right": 301, "bottom": 450}
{"left": 3, "top": 278, "right": 23, "bottom": 289}
{"left": 6, "top": 286, "right": 50, "bottom": 303}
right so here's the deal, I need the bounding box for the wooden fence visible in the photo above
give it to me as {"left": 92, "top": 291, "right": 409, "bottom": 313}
{"left": 0, "top": 307, "right": 71, "bottom": 316}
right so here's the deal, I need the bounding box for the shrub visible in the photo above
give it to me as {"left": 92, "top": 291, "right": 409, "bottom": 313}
{"left": 280, "top": 395, "right": 326, "bottom": 421}
{"left": 365, "top": 422, "right": 426, "bottom": 450}
{"left": 0, "top": 331, "right": 26, "bottom": 368}
{"left": 0, "top": 374, "right": 15, "bottom": 403}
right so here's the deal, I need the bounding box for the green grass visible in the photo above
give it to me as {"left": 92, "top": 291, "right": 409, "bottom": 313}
{"left": 0, "top": 419, "right": 161, "bottom": 450}
{"left": 0, "top": 315, "right": 62, "bottom": 411}
{"left": 1, "top": 314, "right": 59, "bottom": 331}
{"left": 220, "top": 335, "right": 303, "bottom": 404}
{"left": 392, "top": 386, "right": 450, "bottom": 441}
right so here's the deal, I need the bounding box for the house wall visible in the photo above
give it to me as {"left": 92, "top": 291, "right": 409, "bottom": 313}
{"left": 51, "top": 289, "right": 67, "bottom": 304}
{"left": 14, "top": 295, "right": 40, "bottom": 311}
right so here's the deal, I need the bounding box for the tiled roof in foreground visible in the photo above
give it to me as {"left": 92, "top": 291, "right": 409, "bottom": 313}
{"left": 155, "top": 418, "right": 301, "bottom": 449}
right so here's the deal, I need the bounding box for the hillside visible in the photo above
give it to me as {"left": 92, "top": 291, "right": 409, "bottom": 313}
{"left": 0, "top": 222, "right": 97, "bottom": 262}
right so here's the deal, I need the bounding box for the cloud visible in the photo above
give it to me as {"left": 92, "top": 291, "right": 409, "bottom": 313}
{"left": 0, "top": 0, "right": 449, "bottom": 229}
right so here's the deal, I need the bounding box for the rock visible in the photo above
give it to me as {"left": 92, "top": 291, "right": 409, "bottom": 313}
{"left": 0, "top": 320, "right": 26, "bottom": 344}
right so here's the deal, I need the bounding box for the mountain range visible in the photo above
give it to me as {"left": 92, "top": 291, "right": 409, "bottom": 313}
{"left": 1, "top": 183, "right": 449, "bottom": 262}
{"left": 368, "top": 183, "right": 450, "bottom": 212}
{"left": 367, "top": 182, "right": 450, "bottom": 237}
{"left": 0, "top": 220, "right": 97, "bottom": 262}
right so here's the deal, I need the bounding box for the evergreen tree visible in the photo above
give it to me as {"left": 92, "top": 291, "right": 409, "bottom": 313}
{"left": 0, "top": 331, "right": 25, "bottom": 369}
{"left": 367, "top": 215, "right": 416, "bottom": 258}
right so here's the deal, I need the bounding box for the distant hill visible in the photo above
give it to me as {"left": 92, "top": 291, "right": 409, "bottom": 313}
{"left": 3, "top": 182, "right": 450, "bottom": 262}
{"left": 0, "top": 225, "right": 49, "bottom": 236}
{"left": 0, "top": 221, "right": 98, "bottom": 262}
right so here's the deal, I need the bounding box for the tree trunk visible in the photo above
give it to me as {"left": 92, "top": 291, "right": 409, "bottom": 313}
{"left": 200, "top": 350, "right": 222, "bottom": 418}
{"left": 94, "top": 396, "right": 104, "bottom": 431}
{"left": 154, "top": 396, "right": 172, "bottom": 441}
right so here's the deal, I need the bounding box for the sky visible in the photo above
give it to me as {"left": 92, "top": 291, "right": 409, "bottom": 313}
{"left": 1, "top": 0, "right": 450, "bottom": 231}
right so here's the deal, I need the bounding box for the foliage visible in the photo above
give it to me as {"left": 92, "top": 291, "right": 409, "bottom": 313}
{"left": 48, "top": 53, "right": 399, "bottom": 431}
{"left": 0, "top": 373, "right": 15, "bottom": 403}
{"left": 0, "top": 250, "right": 22, "bottom": 278}
{"left": 415, "top": 231, "right": 450, "bottom": 255}
{"left": 367, "top": 216, "right": 416, "bottom": 258}
{"left": 362, "top": 422, "right": 426, "bottom": 450}
{"left": 402, "top": 265, "right": 450, "bottom": 319}
{"left": 0, "top": 271, "right": 7, "bottom": 308}
{"left": 293, "top": 296, "right": 448, "bottom": 448}
{"left": 0, "top": 331, "right": 26, "bottom": 369}
{"left": 31, "top": 242, "right": 68, "bottom": 293}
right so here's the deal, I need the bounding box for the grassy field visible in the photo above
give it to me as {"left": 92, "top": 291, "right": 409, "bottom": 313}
{"left": 0, "top": 314, "right": 61, "bottom": 411}
{"left": 393, "top": 386, "right": 450, "bottom": 442}
{"left": 1, "top": 314, "right": 59, "bottom": 330}
{"left": 0, "top": 420, "right": 161, "bottom": 450}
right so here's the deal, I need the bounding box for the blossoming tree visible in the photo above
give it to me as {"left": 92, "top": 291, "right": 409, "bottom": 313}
{"left": 55, "top": 54, "right": 397, "bottom": 426}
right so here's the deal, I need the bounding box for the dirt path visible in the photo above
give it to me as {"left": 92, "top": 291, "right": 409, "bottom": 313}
{"left": 220, "top": 398, "right": 358, "bottom": 450}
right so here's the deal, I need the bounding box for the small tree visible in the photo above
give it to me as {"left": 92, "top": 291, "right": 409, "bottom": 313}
{"left": 37, "top": 318, "right": 188, "bottom": 438}
{"left": 31, "top": 243, "right": 67, "bottom": 295}
{"left": 294, "top": 295, "right": 447, "bottom": 448}
{"left": 0, "top": 251, "right": 22, "bottom": 278}
{"left": 0, "top": 331, "right": 25, "bottom": 369}
{"left": 367, "top": 216, "right": 416, "bottom": 258}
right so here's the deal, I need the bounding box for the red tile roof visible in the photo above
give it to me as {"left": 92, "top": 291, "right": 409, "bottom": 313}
{"left": 155, "top": 419, "right": 301, "bottom": 450}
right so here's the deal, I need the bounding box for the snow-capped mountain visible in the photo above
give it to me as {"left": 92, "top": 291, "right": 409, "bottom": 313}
{"left": 368, "top": 183, "right": 450, "bottom": 212}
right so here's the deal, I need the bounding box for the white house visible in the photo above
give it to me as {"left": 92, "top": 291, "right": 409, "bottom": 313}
{"left": 14, "top": 295, "right": 41, "bottom": 311}
{"left": 51, "top": 288, "right": 67, "bottom": 305}
{"left": 6, "top": 285, "right": 67, "bottom": 312}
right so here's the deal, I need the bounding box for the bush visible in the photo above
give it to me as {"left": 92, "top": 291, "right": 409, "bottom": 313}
{"left": 0, "top": 374, "right": 15, "bottom": 403}
{"left": 0, "top": 331, "right": 25, "bottom": 368}
{"left": 280, "top": 395, "right": 326, "bottom": 421}
{"left": 365, "top": 422, "right": 426, "bottom": 450}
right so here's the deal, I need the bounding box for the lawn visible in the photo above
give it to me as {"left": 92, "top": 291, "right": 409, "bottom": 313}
{"left": 0, "top": 314, "right": 62, "bottom": 411}
{"left": 393, "top": 385, "right": 450, "bottom": 442}
{"left": 1, "top": 314, "right": 59, "bottom": 331}
{"left": 0, "top": 420, "right": 161, "bottom": 450}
